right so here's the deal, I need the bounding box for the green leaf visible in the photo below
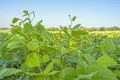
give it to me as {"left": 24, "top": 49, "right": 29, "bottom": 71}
{"left": 35, "top": 21, "right": 46, "bottom": 34}
{"left": 72, "top": 24, "right": 81, "bottom": 31}
{"left": 42, "top": 55, "right": 50, "bottom": 63}
{"left": 77, "top": 55, "right": 88, "bottom": 73}
{"left": 47, "top": 71, "right": 60, "bottom": 76}
{"left": 68, "top": 57, "right": 77, "bottom": 63}
{"left": 40, "top": 46, "right": 58, "bottom": 54}
{"left": 60, "top": 26, "right": 70, "bottom": 38}
{"left": 12, "top": 17, "right": 19, "bottom": 24}
{"left": 23, "top": 10, "right": 29, "bottom": 16}
{"left": 11, "top": 26, "right": 22, "bottom": 34}
{"left": 44, "top": 61, "right": 54, "bottom": 75}
{"left": 2, "top": 52, "right": 13, "bottom": 60}
{"left": 26, "top": 52, "right": 40, "bottom": 68}
{"left": 72, "top": 16, "right": 77, "bottom": 21}
{"left": 75, "top": 71, "right": 98, "bottom": 80}
{"left": 0, "top": 68, "right": 22, "bottom": 79}
{"left": 12, "top": 53, "right": 23, "bottom": 64}
{"left": 96, "top": 56, "right": 118, "bottom": 68}
{"left": 7, "top": 38, "right": 24, "bottom": 50}
{"left": 41, "top": 31, "right": 53, "bottom": 40}
{"left": 93, "top": 68, "right": 117, "bottom": 80}
{"left": 114, "top": 70, "right": 120, "bottom": 77}
{"left": 60, "top": 67, "right": 77, "bottom": 80}
{"left": 71, "top": 30, "right": 88, "bottom": 38}
{"left": 23, "top": 23, "right": 34, "bottom": 34}
{"left": 27, "top": 39, "right": 39, "bottom": 51}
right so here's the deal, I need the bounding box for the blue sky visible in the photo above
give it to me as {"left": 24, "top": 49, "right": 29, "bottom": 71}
{"left": 0, "top": 0, "right": 120, "bottom": 28}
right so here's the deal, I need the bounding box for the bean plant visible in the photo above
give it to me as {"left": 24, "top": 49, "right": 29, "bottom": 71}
{"left": 0, "top": 10, "right": 120, "bottom": 80}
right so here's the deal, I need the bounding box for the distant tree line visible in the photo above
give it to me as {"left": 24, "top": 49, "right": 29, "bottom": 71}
{"left": 46, "top": 26, "right": 120, "bottom": 31}
{"left": 87, "top": 26, "right": 120, "bottom": 31}
{"left": 0, "top": 27, "right": 10, "bottom": 30}
{"left": 0, "top": 26, "right": 120, "bottom": 31}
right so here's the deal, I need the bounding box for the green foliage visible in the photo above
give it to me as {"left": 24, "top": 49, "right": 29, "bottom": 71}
{"left": 0, "top": 10, "right": 120, "bottom": 80}
{"left": 26, "top": 52, "right": 40, "bottom": 68}
{"left": 72, "top": 24, "right": 81, "bottom": 31}
{"left": 12, "top": 17, "right": 20, "bottom": 24}
{"left": 7, "top": 38, "right": 24, "bottom": 50}
{"left": 96, "top": 56, "right": 118, "bottom": 68}
{"left": 93, "top": 68, "right": 118, "bottom": 80}
{"left": 27, "top": 39, "right": 39, "bottom": 51}
{"left": 0, "top": 68, "right": 22, "bottom": 79}
{"left": 44, "top": 61, "right": 54, "bottom": 75}
{"left": 23, "top": 23, "right": 34, "bottom": 34}
{"left": 60, "top": 67, "right": 77, "bottom": 80}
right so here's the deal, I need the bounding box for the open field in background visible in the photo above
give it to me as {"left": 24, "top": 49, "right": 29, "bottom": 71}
{"left": 0, "top": 29, "right": 11, "bottom": 34}
{"left": 1, "top": 28, "right": 120, "bottom": 38}
{"left": 49, "top": 30, "right": 120, "bottom": 38}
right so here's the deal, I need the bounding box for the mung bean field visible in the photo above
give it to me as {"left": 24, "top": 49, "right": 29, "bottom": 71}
{"left": 0, "top": 11, "right": 120, "bottom": 80}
